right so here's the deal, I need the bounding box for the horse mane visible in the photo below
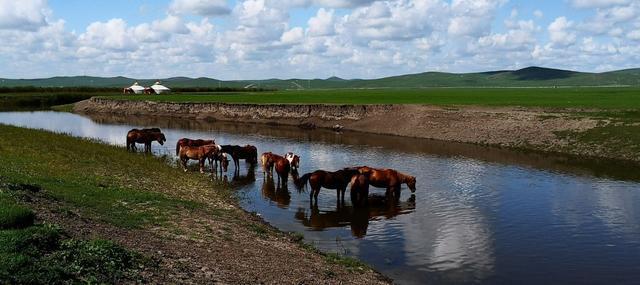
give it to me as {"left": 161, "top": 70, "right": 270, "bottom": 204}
{"left": 395, "top": 170, "right": 413, "bottom": 182}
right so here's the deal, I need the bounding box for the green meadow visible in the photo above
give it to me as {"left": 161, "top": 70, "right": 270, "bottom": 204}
{"left": 105, "top": 87, "right": 640, "bottom": 109}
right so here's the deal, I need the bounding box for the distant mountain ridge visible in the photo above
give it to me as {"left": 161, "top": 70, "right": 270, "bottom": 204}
{"left": 1, "top": 66, "right": 639, "bottom": 89}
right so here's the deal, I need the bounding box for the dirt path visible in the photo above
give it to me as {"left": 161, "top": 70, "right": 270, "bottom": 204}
{"left": 75, "top": 98, "right": 638, "bottom": 162}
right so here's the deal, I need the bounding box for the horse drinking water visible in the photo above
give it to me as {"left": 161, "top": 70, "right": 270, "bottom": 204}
{"left": 178, "top": 144, "right": 221, "bottom": 173}
{"left": 354, "top": 166, "right": 416, "bottom": 199}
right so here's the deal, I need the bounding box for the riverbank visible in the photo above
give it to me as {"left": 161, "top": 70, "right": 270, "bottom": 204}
{"left": 0, "top": 124, "right": 389, "bottom": 284}
{"left": 75, "top": 97, "right": 640, "bottom": 162}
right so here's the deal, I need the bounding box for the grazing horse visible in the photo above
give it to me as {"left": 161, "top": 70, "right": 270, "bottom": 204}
{"left": 355, "top": 166, "right": 416, "bottom": 199}
{"left": 178, "top": 144, "right": 220, "bottom": 173}
{"left": 213, "top": 152, "right": 229, "bottom": 174}
{"left": 221, "top": 145, "right": 258, "bottom": 170}
{"left": 284, "top": 152, "right": 300, "bottom": 171}
{"left": 175, "top": 138, "right": 215, "bottom": 156}
{"left": 264, "top": 153, "right": 290, "bottom": 186}
{"left": 295, "top": 168, "right": 360, "bottom": 205}
{"left": 126, "top": 128, "right": 166, "bottom": 153}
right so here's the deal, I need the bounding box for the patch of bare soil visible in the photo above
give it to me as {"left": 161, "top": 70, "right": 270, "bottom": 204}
{"left": 25, "top": 189, "right": 390, "bottom": 284}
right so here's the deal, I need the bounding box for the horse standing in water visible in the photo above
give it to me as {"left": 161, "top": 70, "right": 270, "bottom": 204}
{"left": 261, "top": 152, "right": 275, "bottom": 177}
{"left": 175, "top": 138, "right": 215, "bottom": 155}
{"left": 221, "top": 145, "right": 258, "bottom": 172}
{"left": 295, "top": 168, "right": 360, "bottom": 205}
{"left": 126, "top": 128, "right": 166, "bottom": 153}
{"left": 264, "top": 153, "right": 290, "bottom": 187}
{"left": 354, "top": 166, "right": 416, "bottom": 199}
{"left": 349, "top": 173, "right": 370, "bottom": 206}
{"left": 178, "top": 144, "right": 221, "bottom": 173}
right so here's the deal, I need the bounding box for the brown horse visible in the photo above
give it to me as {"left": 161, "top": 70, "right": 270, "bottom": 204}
{"left": 175, "top": 138, "right": 215, "bottom": 155}
{"left": 213, "top": 152, "right": 229, "bottom": 173}
{"left": 221, "top": 145, "right": 258, "bottom": 171}
{"left": 295, "top": 168, "right": 360, "bottom": 205}
{"left": 349, "top": 173, "right": 370, "bottom": 206}
{"left": 126, "top": 128, "right": 166, "bottom": 153}
{"left": 261, "top": 152, "right": 275, "bottom": 176}
{"left": 355, "top": 166, "right": 416, "bottom": 199}
{"left": 265, "top": 153, "right": 290, "bottom": 186}
{"left": 178, "top": 144, "right": 220, "bottom": 173}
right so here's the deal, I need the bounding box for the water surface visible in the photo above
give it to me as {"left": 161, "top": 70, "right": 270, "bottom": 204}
{"left": 1, "top": 111, "right": 639, "bottom": 285}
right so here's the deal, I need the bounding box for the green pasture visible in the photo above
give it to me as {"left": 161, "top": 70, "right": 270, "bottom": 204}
{"left": 104, "top": 87, "right": 640, "bottom": 109}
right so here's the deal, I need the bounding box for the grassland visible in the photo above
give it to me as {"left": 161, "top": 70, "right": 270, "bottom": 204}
{"left": 0, "top": 124, "right": 387, "bottom": 284}
{"left": 104, "top": 87, "right": 640, "bottom": 109}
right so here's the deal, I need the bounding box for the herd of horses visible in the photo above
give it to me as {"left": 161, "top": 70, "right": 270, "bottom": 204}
{"left": 126, "top": 128, "right": 417, "bottom": 206}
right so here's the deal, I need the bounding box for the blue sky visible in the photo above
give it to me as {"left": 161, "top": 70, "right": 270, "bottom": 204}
{"left": 1, "top": 0, "right": 639, "bottom": 79}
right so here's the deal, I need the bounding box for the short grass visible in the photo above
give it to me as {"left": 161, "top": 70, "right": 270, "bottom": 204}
{"left": 0, "top": 192, "right": 35, "bottom": 229}
{"left": 0, "top": 124, "right": 221, "bottom": 229}
{"left": 104, "top": 87, "right": 640, "bottom": 109}
{"left": 0, "top": 224, "right": 148, "bottom": 284}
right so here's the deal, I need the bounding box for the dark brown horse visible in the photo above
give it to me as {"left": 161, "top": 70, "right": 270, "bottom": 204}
{"left": 178, "top": 144, "right": 220, "bottom": 173}
{"left": 295, "top": 168, "right": 360, "bottom": 205}
{"left": 265, "top": 153, "right": 290, "bottom": 186}
{"left": 355, "top": 166, "right": 416, "bottom": 199}
{"left": 175, "top": 138, "right": 215, "bottom": 155}
{"left": 126, "top": 128, "right": 166, "bottom": 153}
{"left": 221, "top": 145, "right": 258, "bottom": 171}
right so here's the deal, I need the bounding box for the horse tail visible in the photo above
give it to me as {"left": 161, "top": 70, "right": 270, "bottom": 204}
{"left": 294, "top": 173, "right": 312, "bottom": 190}
{"left": 126, "top": 136, "right": 131, "bottom": 151}
{"left": 176, "top": 140, "right": 181, "bottom": 156}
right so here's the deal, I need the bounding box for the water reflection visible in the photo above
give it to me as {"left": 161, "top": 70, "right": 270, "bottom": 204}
{"left": 295, "top": 195, "right": 416, "bottom": 238}
{"left": 261, "top": 176, "right": 291, "bottom": 209}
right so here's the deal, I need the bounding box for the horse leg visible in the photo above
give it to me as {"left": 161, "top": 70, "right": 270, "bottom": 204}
{"left": 181, "top": 158, "right": 188, "bottom": 172}
{"left": 199, "top": 158, "right": 205, "bottom": 174}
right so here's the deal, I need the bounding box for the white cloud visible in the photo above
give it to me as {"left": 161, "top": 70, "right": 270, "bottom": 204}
{"left": 0, "top": 0, "right": 50, "bottom": 31}
{"left": 571, "top": 0, "right": 630, "bottom": 8}
{"left": 548, "top": 17, "right": 577, "bottom": 46}
{"left": 169, "top": 0, "right": 230, "bottom": 16}
{"left": 307, "top": 8, "right": 335, "bottom": 36}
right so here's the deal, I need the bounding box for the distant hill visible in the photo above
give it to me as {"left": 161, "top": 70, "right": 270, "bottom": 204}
{"left": 1, "top": 67, "right": 639, "bottom": 89}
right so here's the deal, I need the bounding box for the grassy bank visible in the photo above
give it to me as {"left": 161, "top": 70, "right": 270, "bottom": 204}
{"left": 103, "top": 87, "right": 640, "bottom": 109}
{"left": 0, "top": 93, "right": 116, "bottom": 111}
{"left": 0, "top": 124, "right": 387, "bottom": 283}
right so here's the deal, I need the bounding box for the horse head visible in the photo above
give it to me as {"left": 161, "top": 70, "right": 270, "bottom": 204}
{"left": 156, "top": 133, "right": 167, "bottom": 145}
{"left": 406, "top": 176, "right": 417, "bottom": 193}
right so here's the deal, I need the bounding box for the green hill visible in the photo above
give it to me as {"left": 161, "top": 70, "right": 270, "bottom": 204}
{"left": 1, "top": 66, "right": 639, "bottom": 89}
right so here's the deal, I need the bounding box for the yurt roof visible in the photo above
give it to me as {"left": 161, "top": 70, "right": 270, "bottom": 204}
{"left": 129, "top": 82, "right": 145, "bottom": 90}
{"left": 151, "top": 82, "right": 170, "bottom": 90}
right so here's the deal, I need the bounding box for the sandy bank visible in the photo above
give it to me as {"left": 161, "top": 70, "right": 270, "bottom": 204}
{"left": 74, "top": 98, "right": 638, "bottom": 162}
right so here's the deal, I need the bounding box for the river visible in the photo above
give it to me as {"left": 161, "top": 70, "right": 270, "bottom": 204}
{"left": 1, "top": 111, "right": 639, "bottom": 284}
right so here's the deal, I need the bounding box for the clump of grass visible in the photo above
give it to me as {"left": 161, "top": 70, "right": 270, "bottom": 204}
{"left": 324, "top": 252, "right": 369, "bottom": 273}
{"left": 0, "top": 192, "right": 35, "bottom": 229}
{"left": 0, "top": 224, "right": 149, "bottom": 284}
{"left": 0, "top": 205, "right": 34, "bottom": 229}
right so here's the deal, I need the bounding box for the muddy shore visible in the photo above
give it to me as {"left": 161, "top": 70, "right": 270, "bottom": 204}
{"left": 74, "top": 97, "right": 639, "bottom": 162}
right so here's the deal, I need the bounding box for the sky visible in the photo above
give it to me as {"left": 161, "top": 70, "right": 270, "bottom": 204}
{"left": 0, "top": 0, "right": 639, "bottom": 80}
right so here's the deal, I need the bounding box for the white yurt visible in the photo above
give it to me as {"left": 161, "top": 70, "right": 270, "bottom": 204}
{"left": 150, "top": 81, "right": 171, "bottom": 94}
{"left": 128, "top": 82, "right": 145, "bottom": 94}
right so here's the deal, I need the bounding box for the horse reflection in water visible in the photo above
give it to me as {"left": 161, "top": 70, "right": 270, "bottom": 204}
{"left": 261, "top": 176, "right": 291, "bottom": 209}
{"left": 294, "top": 194, "right": 416, "bottom": 238}
{"left": 211, "top": 165, "right": 256, "bottom": 187}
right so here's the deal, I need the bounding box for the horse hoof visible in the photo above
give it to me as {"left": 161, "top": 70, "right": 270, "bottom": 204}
{"left": 183, "top": 169, "right": 188, "bottom": 172}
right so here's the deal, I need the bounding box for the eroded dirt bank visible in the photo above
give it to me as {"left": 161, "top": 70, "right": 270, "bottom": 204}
{"left": 75, "top": 98, "right": 638, "bottom": 162}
